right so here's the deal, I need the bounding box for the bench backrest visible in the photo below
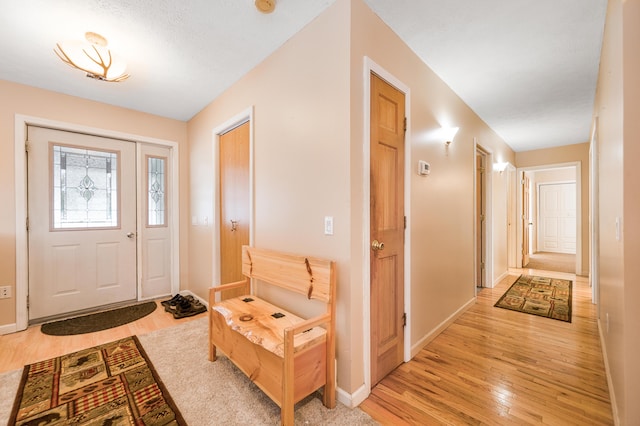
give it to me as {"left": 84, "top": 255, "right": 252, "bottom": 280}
{"left": 242, "top": 246, "right": 335, "bottom": 304}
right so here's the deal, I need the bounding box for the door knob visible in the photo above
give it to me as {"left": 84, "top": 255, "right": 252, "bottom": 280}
{"left": 371, "top": 240, "right": 385, "bottom": 251}
{"left": 126, "top": 232, "right": 135, "bottom": 239}
{"left": 230, "top": 220, "right": 239, "bottom": 232}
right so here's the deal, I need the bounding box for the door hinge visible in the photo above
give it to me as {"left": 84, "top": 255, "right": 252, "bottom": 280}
{"left": 26, "top": 217, "right": 29, "bottom": 231}
{"left": 25, "top": 141, "right": 30, "bottom": 153}
{"left": 26, "top": 295, "right": 29, "bottom": 309}
{"left": 480, "top": 214, "right": 485, "bottom": 222}
{"left": 521, "top": 179, "right": 526, "bottom": 185}
{"left": 402, "top": 312, "right": 407, "bottom": 327}
{"left": 404, "top": 215, "right": 407, "bottom": 230}
{"left": 403, "top": 117, "right": 407, "bottom": 132}
{"left": 481, "top": 262, "right": 485, "bottom": 270}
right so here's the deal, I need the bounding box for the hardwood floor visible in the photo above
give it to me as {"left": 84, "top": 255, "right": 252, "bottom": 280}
{"left": 360, "top": 269, "right": 613, "bottom": 425}
{"left": 0, "top": 300, "right": 204, "bottom": 374}
{"left": 0, "top": 270, "right": 613, "bottom": 425}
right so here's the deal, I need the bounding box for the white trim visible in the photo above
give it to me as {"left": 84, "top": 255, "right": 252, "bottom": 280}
{"left": 411, "top": 297, "right": 476, "bottom": 357}
{"left": 339, "top": 383, "right": 369, "bottom": 409}
{"left": 590, "top": 118, "right": 600, "bottom": 305}
{"left": 211, "top": 107, "right": 255, "bottom": 288}
{"left": 598, "top": 318, "right": 620, "bottom": 425}
{"left": 493, "top": 270, "right": 510, "bottom": 287}
{"left": 0, "top": 323, "right": 18, "bottom": 335}
{"left": 516, "top": 162, "right": 583, "bottom": 275}
{"left": 363, "top": 57, "right": 412, "bottom": 396}
{"left": 13, "top": 114, "right": 180, "bottom": 333}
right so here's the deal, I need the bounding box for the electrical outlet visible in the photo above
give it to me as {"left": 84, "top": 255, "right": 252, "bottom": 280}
{"left": 0, "top": 286, "right": 11, "bottom": 299}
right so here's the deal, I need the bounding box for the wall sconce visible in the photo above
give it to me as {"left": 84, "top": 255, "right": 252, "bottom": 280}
{"left": 442, "top": 127, "right": 459, "bottom": 146}
{"left": 493, "top": 162, "right": 508, "bottom": 174}
{"left": 54, "top": 32, "right": 129, "bottom": 82}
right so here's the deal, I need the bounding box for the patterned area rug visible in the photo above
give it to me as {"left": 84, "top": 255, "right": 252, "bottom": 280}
{"left": 9, "top": 336, "right": 185, "bottom": 425}
{"left": 494, "top": 275, "right": 572, "bottom": 322}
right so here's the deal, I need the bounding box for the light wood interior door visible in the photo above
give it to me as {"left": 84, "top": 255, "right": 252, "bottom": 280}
{"left": 475, "top": 150, "right": 486, "bottom": 287}
{"left": 27, "top": 126, "right": 137, "bottom": 320}
{"left": 219, "top": 121, "right": 250, "bottom": 299}
{"left": 522, "top": 173, "right": 531, "bottom": 267}
{"left": 370, "top": 73, "right": 405, "bottom": 386}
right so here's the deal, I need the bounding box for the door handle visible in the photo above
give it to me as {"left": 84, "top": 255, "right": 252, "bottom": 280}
{"left": 126, "top": 232, "right": 136, "bottom": 239}
{"left": 371, "top": 240, "right": 385, "bottom": 251}
{"left": 230, "top": 220, "right": 239, "bottom": 232}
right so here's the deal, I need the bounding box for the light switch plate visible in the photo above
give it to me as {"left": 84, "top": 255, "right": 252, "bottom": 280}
{"left": 324, "top": 216, "right": 334, "bottom": 235}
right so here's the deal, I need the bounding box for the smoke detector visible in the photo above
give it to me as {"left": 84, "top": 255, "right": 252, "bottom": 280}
{"left": 255, "top": 0, "right": 276, "bottom": 13}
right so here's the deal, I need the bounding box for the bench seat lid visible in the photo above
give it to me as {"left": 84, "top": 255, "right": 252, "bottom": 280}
{"left": 212, "top": 295, "right": 327, "bottom": 357}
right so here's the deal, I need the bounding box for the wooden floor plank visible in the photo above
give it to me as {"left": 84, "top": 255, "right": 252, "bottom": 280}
{"left": 361, "top": 269, "right": 614, "bottom": 425}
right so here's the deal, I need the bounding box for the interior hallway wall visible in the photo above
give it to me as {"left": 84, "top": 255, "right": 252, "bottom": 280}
{"left": 349, "top": 0, "right": 515, "bottom": 357}
{"left": 593, "top": 0, "right": 640, "bottom": 423}
{"left": 0, "top": 80, "right": 188, "bottom": 331}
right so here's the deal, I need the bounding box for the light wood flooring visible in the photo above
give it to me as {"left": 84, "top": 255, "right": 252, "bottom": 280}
{"left": 360, "top": 268, "right": 613, "bottom": 425}
{"left": 0, "top": 269, "right": 613, "bottom": 425}
{"left": 0, "top": 300, "right": 203, "bottom": 374}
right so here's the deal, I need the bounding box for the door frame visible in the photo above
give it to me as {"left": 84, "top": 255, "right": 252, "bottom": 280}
{"left": 516, "top": 162, "right": 582, "bottom": 275}
{"left": 211, "top": 107, "right": 255, "bottom": 286}
{"left": 14, "top": 114, "right": 180, "bottom": 332}
{"left": 362, "top": 57, "right": 411, "bottom": 398}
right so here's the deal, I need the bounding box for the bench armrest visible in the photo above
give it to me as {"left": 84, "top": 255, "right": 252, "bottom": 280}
{"left": 284, "top": 313, "right": 331, "bottom": 337}
{"left": 209, "top": 279, "right": 249, "bottom": 303}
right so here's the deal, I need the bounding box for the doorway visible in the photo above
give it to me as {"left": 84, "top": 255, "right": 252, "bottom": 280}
{"left": 14, "top": 116, "right": 180, "bottom": 332}
{"left": 369, "top": 72, "right": 406, "bottom": 386}
{"left": 517, "top": 164, "right": 581, "bottom": 275}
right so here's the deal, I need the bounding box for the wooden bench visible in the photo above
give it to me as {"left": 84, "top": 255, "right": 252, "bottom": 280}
{"left": 208, "top": 246, "right": 336, "bottom": 425}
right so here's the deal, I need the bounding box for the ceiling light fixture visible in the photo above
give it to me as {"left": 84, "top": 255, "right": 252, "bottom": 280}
{"left": 54, "top": 32, "right": 129, "bottom": 82}
{"left": 255, "top": 0, "right": 276, "bottom": 14}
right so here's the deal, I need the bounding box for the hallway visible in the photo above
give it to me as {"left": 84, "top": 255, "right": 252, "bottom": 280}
{"left": 361, "top": 269, "right": 612, "bottom": 424}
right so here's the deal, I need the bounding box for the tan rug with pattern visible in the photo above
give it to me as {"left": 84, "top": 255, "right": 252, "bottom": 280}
{"left": 494, "top": 275, "right": 572, "bottom": 322}
{"left": 9, "top": 336, "right": 185, "bottom": 425}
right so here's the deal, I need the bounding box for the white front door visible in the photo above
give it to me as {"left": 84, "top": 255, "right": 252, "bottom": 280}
{"left": 140, "top": 144, "right": 172, "bottom": 299}
{"left": 27, "top": 126, "right": 137, "bottom": 321}
{"left": 538, "top": 183, "right": 576, "bottom": 254}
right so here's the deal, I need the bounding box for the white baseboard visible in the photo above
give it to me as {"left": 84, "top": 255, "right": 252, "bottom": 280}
{"left": 598, "top": 318, "right": 620, "bottom": 425}
{"left": 0, "top": 322, "right": 18, "bottom": 335}
{"left": 411, "top": 297, "right": 476, "bottom": 358}
{"left": 338, "top": 383, "right": 370, "bottom": 408}
{"left": 493, "top": 270, "right": 510, "bottom": 287}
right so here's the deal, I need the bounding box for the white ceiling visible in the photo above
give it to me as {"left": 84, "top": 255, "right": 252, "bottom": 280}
{"left": 0, "top": 0, "right": 607, "bottom": 152}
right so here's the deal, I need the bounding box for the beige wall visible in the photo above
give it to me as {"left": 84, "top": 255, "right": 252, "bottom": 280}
{"left": 594, "top": 0, "right": 640, "bottom": 423}
{"left": 187, "top": 0, "right": 515, "bottom": 399}
{"left": 0, "top": 80, "right": 189, "bottom": 329}
{"left": 187, "top": 0, "right": 353, "bottom": 387}
{"left": 516, "top": 143, "right": 590, "bottom": 274}
{"left": 350, "top": 0, "right": 515, "bottom": 351}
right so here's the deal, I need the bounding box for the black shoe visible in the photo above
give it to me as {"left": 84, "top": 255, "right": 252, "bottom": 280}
{"left": 161, "top": 294, "right": 183, "bottom": 307}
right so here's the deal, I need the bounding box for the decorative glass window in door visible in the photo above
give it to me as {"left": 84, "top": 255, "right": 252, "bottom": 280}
{"left": 52, "top": 144, "right": 119, "bottom": 229}
{"left": 147, "top": 156, "right": 167, "bottom": 227}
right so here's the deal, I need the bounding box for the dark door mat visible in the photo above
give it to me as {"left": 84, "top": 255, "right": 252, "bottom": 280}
{"left": 40, "top": 301, "right": 157, "bottom": 336}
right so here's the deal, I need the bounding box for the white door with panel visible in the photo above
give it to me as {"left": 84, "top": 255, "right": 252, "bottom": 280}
{"left": 538, "top": 183, "right": 576, "bottom": 253}
{"left": 140, "top": 144, "right": 172, "bottom": 299}
{"left": 27, "top": 126, "right": 137, "bottom": 320}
